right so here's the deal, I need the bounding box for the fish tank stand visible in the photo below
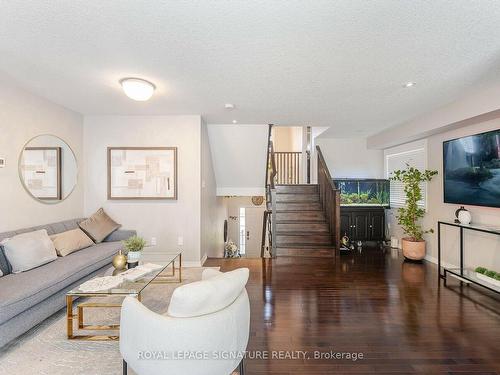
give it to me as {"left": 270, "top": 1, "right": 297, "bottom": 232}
{"left": 333, "top": 179, "right": 390, "bottom": 245}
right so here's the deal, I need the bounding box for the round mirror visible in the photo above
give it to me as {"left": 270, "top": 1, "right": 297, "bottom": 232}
{"left": 19, "top": 135, "right": 78, "bottom": 204}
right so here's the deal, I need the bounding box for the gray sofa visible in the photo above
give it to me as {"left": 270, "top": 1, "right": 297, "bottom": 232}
{"left": 0, "top": 218, "right": 136, "bottom": 348}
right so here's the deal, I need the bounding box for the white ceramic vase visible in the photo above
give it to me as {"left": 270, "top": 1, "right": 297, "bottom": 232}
{"left": 127, "top": 250, "right": 142, "bottom": 263}
{"left": 458, "top": 210, "right": 472, "bottom": 225}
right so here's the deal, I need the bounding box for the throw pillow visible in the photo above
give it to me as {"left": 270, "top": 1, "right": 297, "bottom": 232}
{"left": 50, "top": 228, "right": 94, "bottom": 256}
{"left": 2, "top": 229, "right": 58, "bottom": 273}
{"left": 0, "top": 245, "right": 11, "bottom": 276}
{"left": 79, "top": 208, "right": 121, "bottom": 243}
{"left": 0, "top": 269, "right": 3, "bottom": 277}
{"left": 167, "top": 268, "right": 249, "bottom": 318}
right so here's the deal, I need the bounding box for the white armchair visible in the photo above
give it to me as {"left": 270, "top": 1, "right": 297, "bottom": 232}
{"left": 120, "top": 268, "right": 250, "bottom": 375}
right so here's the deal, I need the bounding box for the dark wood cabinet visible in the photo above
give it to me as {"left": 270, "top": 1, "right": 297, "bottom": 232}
{"left": 340, "top": 206, "right": 386, "bottom": 243}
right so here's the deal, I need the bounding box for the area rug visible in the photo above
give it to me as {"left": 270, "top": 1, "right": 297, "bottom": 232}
{"left": 0, "top": 267, "right": 219, "bottom": 375}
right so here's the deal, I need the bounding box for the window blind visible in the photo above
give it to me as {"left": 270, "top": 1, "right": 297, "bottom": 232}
{"left": 385, "top": 147, "right": 427, "bottom": 209}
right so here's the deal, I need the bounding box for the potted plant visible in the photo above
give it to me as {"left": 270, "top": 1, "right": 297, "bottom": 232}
{"left": 475, "top": 267, "right": 500, "bottom": 287}
{"left": 123, "top": 235, "right": 147, "bottom": 266}
{"left": 390, "top": 165, "right": 438, "bottom": 261}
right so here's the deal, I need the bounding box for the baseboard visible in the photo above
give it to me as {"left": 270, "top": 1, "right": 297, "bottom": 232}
{"left": 183, "top": 253, "right": 208, "bottom": 268}
{"left": 424, "top": 254, "right": 457, "bottom": 269}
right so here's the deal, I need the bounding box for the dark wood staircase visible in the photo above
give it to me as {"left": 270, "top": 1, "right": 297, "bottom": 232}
{"left": 275, "top": 184, "right": 336, "bottom": 257}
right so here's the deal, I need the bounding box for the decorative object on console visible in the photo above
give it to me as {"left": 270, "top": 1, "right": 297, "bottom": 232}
{"left": 390, "top": 164, "right": 438, "bottom": 261}
{"left": 79, "top": 208, "right": 121, "bottom": 243}
{"left": 50, "top": 228, "right": 94, "bottom": 256}
{"left": 108, "top": 147, "right": 177, "bottom": 200}
{"left": 112, "top": 250, "right": 127, "bottom": 270}
{"left": 454, "top": 206, "right": 472, "bottom": 225}
{"left": 123, "top": 235, "right": 147, "bottom": 267}
{"left": 475, "top": 267, "right": 500, "bottom": 287}
{"left": 251, "top": 196, "right": 264, "bottom": 206}
{"left": 0, "top": 157, "right": 5, "bottom": 168}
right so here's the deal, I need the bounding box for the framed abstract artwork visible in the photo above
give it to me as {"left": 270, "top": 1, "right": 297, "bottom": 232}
{"left": 107, "top": 147, "right": 177, "bottom": 200}
{"left": 19, "top": 147, "right": 62, "bottom": 200}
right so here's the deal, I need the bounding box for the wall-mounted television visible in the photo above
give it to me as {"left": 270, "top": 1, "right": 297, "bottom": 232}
{"left": 443, "top": 129, "right": 500, "bottom": 208}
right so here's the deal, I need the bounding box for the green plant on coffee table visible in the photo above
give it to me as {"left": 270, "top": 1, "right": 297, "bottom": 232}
{"left": 390, "top": 164, "right": 438, "bottom": 241}
{"left": 122, "top": 235, "right": 147, "bottom": 253}
{"left": 494, "top": 274, "right": 500, "bottom": 281}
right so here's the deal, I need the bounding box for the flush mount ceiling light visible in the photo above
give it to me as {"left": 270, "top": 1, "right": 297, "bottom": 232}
{"left": 120, "top": 78, "right": 156, "bottom": 101}
{"left": 225, "top": 103, "right": 235, "bottom": 110}
{"left": 403, "top": 81, "right": 416, "bottom": 88}
{"left": 232, "top": 120, "right": 238, "bottom": 124}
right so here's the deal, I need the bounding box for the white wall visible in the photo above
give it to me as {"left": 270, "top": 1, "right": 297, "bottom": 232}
{"left": 367, "top": 81, "right": 500, "bottom": 149}
{"left": 208, "top": 124, "right": 268, "bottom": 196}
{"left": 0, "top": 75, "right": 84, "bottom": 232}
{"left": 83, "top": 115, "right": 204, "bottom": 264}
{"left": 315, "top": 138, "right": 384, "bottom": 178}
{"left": 200, "top": 119, "right": 225, "bottom": 259}
{"left": 272, "top": 126, "right": 302, "bottom": 152}
{"left": 386, "top": 118, "right": 500, "bottom": 271}
{"left": 424, "top": 118, "right": 500, "bottom": 271}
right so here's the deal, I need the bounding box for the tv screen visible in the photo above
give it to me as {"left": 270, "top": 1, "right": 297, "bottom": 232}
{"left": 443, "top": 129, "right": 500, "bottom": 208}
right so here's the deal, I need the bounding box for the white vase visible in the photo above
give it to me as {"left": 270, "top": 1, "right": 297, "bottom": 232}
{"left": 458, "top": 210, "right": 472, "bottom": 225}
{"left": 127, "top": 250, "right": 142, "bottom": 263}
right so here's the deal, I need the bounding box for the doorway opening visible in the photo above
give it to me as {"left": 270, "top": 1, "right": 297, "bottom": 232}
{"left": 239, "top": 207, "right": 246, "bottom": 255}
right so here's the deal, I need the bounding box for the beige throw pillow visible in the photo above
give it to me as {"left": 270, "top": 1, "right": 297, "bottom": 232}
{"left": 79, "top": 208, "right": 121, "bottom": 243}
{"left": 2, "top": 229, "right": 57, "bottom": 273}
{"left": 51, "top": 228, "right": 94, "bottom": 256}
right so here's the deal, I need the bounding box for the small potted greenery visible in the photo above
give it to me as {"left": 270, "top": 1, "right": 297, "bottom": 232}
{"left": 390, "top": 164, "right": 438, "bottom": 261}
{"left": 475, "top": 267, "right": 500, "bottom": 287}
{"left": 123, "top": 235, "right": 147, "bottom": 266}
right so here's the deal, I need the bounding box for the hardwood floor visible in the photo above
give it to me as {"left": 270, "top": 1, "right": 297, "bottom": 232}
{"left": 205, "top": 247, "right": 500, "bottom": 374}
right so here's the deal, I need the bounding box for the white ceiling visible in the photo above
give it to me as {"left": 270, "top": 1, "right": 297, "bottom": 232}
{"left": 1, "top": 1, "right": 500, "bottom": 136}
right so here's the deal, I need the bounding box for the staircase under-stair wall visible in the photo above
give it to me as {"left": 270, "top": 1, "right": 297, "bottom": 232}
{"left": 275, "top": 184, "right": 336, "bottom": 257}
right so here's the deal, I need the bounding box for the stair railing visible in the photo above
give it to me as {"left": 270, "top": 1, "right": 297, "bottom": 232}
{"left": 274, "top": 151, "right": 301, "bottom": 184}
{"left": 261, "top": 124, "right": 277, "bottom": 258}
{"left": 316, "top": 145, "right": 341, "bottom": 256}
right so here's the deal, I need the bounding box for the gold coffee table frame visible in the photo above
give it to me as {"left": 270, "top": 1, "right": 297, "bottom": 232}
{"left": 66, "top": 252, "right": 181, "bottom": 341}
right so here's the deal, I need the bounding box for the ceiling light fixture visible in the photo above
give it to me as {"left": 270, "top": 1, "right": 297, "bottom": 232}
{"left": 225, "top": 103, "right": 235, "bottom": 110}
{"left": 403, "top": 81, "right": 416, "bottom": 88}
{"left": 232, "top": 120, "right": 238, "bottom": 124}
{"left": 120, "top": 78, "right": 156, "bottom": 101}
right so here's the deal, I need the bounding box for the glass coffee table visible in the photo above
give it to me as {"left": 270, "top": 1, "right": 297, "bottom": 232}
{"left": 66, "top": 251, "right": 181, "bottom": 341}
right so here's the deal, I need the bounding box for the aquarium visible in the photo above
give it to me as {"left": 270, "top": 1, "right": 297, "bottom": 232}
{"left": 333, "top": 179, "right": 390, "bottom": 206}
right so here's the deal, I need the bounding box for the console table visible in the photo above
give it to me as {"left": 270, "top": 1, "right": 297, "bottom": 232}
{"left": 438, "top": 220, "right": 500, "bottom": 295}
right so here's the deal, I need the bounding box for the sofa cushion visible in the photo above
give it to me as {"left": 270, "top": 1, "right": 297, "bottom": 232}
{"left": 0, "top": 245, "right": 11, "bottom": 276}
{"left": 0, "top": 218, "right": 85, "bottom": 244}
{"left": 167, "top": 268, "right": 249, "bottom": 318}
{"left": 51, "top": 228, "right": 94, "bottom": 256}
{"left": 79, "top": 208, "right": 121, "bottom": 243}
{"left": 2, "top": 230, "right": 57, "bottom": 273}
{"left": 0, "top": 241, "right": 121, "bottom": 325}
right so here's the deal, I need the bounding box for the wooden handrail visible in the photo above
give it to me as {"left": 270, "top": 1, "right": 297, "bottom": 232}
{"left": 316, "top": 145, "right": 341, "bottom": 256}
{"left": 262, "top": 124, "right": 277, "bottom": 257}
